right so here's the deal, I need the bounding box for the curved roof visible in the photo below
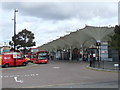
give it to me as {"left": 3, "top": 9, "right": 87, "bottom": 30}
{"left": 38, "top": 25, "right": 114, "bottom": 51}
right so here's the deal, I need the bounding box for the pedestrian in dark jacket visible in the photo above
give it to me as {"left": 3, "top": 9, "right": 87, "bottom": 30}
{"left": 89, "top": 53, "right": 93, "bottom": 67}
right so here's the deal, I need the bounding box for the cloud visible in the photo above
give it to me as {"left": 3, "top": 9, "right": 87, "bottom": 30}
{"left": 2, "top": 2, "right": 117, "bottom": 20}
{"left": 1, "top": 1, "right": 118, "bottom": 46}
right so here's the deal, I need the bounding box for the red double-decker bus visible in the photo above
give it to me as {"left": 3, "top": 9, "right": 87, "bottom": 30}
{"left": 28, "top": 48, "right": 49, "bottom": 64}
{"left": 28, "top": 48, "right": 40, "bottom": 62}
{"left": 33, "top": 51, "right": 49, "bottom": 64}
{"left": 28, "top": 53, "right": 36, "bottom": 62}
{"left": 30, "top": 48, "right": 40, "bottom": 53}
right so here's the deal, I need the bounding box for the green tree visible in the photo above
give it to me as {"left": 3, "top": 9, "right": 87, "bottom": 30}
{"left": 110, "top": 25, "right": 120, "bottom": 61}
{"left": 10, "top": 29, "right": 36, "bottom": 53}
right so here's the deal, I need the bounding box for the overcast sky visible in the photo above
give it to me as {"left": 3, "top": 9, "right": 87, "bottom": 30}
{"left": 0, "top": 1, "right": 118, "bottom": 47}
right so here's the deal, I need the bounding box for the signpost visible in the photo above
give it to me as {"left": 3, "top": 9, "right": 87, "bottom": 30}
{"left": 96, "top": 40, "right": 101, "bottom": 68}
{"left": 101, "top": 42, "right": 109, "bottom": 61}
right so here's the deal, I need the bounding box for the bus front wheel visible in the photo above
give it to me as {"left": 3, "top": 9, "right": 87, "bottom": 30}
{"left": 22, "top": 62, "right": 27, "bottom": 66}
{"left": 4, "top": 64, "right": 9, "bottom": 68}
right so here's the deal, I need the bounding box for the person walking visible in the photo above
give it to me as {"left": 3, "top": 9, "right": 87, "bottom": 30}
{"left": 89, "top": 52, "right": 93, "bottom": 67}
{"left": 93, "top": 53, "right": 96, "bottom": 67}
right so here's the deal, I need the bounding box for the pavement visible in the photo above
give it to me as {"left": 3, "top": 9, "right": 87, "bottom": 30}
{"left": 86, "top": 60, "right": 119, "bottom": 73}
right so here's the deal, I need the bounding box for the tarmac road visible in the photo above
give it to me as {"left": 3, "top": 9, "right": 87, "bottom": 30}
{"left": 1, "top": 60, "right": 119, "bottom": 88}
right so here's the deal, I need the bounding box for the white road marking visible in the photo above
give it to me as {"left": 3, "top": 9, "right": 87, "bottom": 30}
{"left": 36, "top": 74, "right": 39, "bottom": 76}
{"left": 53, "top": 67, "right": 60, "bottom": 69}
{"left": 31, "top": 74, "right": 35, "bottom": 76}
{"left": 10, "top": 75, "right": 14, "bottom": 77}
{"left": 4, "top": 76, "right": 8, "bottom": 78}
{"left": 1, "top": 73, "right": 39, "bottom": 78}
{"left": 25, "top": 75, "right": 29, "bottom": 77}
{"left": 26, "top": 75, "right": 30, "bottom": 77}
{"left": 14, "top": 77, "right": 23, "bottom": 83}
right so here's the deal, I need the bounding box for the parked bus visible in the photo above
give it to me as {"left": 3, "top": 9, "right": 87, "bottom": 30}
{"left": 1, "top": 52, "right": 28, "bottom": 68}
{"left": 28, "top": 53, "right": 36, "bottom": 62}
{"left": 30, "top": 48, "right": 40, "bottom": 53}
{"left": 32, "top": 51, "right": 49, "bottom": 64}
{"left": 27, "top": 48, "right": 40, "bottom": 62}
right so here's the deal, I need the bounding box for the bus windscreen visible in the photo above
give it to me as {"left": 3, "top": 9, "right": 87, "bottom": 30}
{"left": 38, "top": 52, "right": 48, "bottom": 60}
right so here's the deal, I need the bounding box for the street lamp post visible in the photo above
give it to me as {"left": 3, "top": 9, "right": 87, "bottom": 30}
{"left": 13, "top": 9, "right": 18, "bottom": 51}
{"left": 13, "top": 9, "right": 18, "bottom": 66}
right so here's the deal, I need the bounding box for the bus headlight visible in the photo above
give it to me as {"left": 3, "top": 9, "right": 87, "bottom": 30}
{"left": 44, "top": 59, "right": 48, "bottom": 61}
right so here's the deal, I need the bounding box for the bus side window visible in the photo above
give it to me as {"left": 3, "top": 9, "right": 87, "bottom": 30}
{"left": 17, "top": 56, "right": 23, "bottom": 59}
